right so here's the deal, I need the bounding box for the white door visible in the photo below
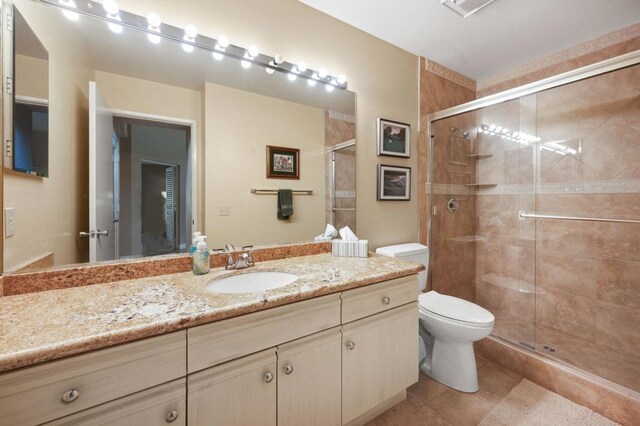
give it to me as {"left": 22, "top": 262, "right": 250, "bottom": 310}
{"left": 88, "top": 81, "right": 115, "bottom": 262}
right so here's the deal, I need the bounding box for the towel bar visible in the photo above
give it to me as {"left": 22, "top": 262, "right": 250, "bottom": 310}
{"left": 250, "top": 189, "right": 313, "bottom": 195}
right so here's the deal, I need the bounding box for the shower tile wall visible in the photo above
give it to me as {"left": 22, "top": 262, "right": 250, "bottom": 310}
{"left": 474, "top": 64, "right": 640, "bottom": 392}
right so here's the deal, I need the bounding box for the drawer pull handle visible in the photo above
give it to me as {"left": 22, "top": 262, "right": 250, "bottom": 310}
{"left": 382, "top": 296, "right": 391, "bottom": 305}
{"left": 346, "top": 341, "right": 356, "bottom": 350}
{"left": 165, "top": 408, "right": 179, "bottom": 423}
{"left": 264, "top": 372, "right": 274, "bottom": 383}
{"left": 61, "top": 388, "right": 80, "bottom": 404}
{"left": 284, "top": 364, "right": 294, "bottom": 375}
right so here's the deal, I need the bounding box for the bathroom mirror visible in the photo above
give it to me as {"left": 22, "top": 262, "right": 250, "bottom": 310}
{"left": 2, "top": 0, "right": 356, "bottom": 273}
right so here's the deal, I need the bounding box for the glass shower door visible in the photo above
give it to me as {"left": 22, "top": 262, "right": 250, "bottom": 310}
{"left": 331, "top": 143, "right": 356, "bottom": 231}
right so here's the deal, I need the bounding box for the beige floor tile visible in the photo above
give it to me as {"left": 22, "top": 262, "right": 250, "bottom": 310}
{"left": 477, "top": 361, "right": 523, "bottom": 399}
{"left": 373, "top": 394, "right": 423, "bottom": 426}
{"left": 407, "top": 372, "right": 449, "bottom": 405}
{"left": 397, "top": 405, "right": 453, "bottom": 426}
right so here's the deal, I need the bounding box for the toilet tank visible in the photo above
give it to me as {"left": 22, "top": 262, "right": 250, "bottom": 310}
{"left": 375, "top": 243, "right": 429, "bottom": 291}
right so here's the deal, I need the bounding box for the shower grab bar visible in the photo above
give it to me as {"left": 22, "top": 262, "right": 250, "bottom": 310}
{"left": 519, "top": 211, "right": 640, "bottom": 224}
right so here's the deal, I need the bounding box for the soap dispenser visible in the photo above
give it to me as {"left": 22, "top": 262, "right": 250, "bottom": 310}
{"left": 193, "top": 236, "right": 210, "bottom": 275}
{"left": 189, "top": 231, "right": 202, "bottom": 255}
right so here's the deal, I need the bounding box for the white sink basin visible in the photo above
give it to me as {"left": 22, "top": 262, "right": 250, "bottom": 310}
{"left": 205, "top": 271, "right": 299, "bottom": 294}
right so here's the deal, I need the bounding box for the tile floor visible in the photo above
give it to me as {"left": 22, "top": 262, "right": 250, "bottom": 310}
{"left": 368, "top": 355, "right": 530, "bottom": 425}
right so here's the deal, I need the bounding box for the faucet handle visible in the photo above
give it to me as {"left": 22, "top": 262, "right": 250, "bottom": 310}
{"left": 245, "top": 251, "right": 254, "bottom": 267}
{"left": 225, "top": 253, "right": 235, "bottom": 270}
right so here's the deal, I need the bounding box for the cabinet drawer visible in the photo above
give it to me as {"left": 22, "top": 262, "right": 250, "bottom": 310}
{"left": 188, "top": 294, "right": 341, "bottom": 373}
{"left": 0, "top": 331, "right": 186, "bottom": 426}
{"left": 45, "top": 379, "right": 186, "bottom": 426}
{"left": 341, "top": 275, "right": 418, "bottom": 323}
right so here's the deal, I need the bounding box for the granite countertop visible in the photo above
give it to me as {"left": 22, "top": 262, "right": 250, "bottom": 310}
{"left": 0, "top": 253, "right": 423, "bottom": 373}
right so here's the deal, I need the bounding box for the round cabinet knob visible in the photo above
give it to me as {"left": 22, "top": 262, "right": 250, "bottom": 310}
{"left": 346, "top": 341, "right": 356, "bottom": 350}
{"left": 165, "top": 408, "right": 179, "bottom": 423}
{"left": 264, "top": 372, "right": 274, "bottom": 383}
{"left": 382, "top": 296, "right": 391, "bottom": 305}
{"left": 284, "top": 364, "right": 294, "bottom": 375}
{"left": 61, "top": 388, "right": 80, "bottom": 404}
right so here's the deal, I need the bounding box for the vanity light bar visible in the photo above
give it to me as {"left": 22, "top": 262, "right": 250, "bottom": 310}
{"left": 39, "top": 0, "right": 348, "bottom": 90}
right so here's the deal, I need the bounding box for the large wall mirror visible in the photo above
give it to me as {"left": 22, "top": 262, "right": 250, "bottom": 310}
{"left": 2, "top": 0, "right": 356, "bottom": 273}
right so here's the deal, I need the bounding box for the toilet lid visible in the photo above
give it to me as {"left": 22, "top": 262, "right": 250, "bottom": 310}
{"left": 419, "top": 291, "right": 494, "bottom": 325}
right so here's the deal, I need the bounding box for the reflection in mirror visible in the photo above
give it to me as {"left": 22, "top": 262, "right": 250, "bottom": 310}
{"left": 12, "top": 8, "right": 49, "bottom": 177}
{"left": 3, "top": 0, "right": 355, "bottom": 273}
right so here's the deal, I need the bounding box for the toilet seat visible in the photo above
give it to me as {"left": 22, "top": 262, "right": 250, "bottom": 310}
{"left": 419, "top": 291, "right": 494, "bottom": 326}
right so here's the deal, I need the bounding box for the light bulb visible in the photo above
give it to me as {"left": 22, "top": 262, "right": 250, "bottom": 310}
{"left": 266, "top": 67, "right": 275, "bottom": 75}
{"left": 274, "top": 55, "right": 284, "bottom": 65}
{"left": 182, "top": 25, "right": 197, "bottom": 53}
{"left": 148, "top": 33, "right": 161, "bottom": 44}
{"left": 217, "top": 35, "right": 229, "bottom": 48}
{"left": 325, "top": 84, "right": 334, "bottom": 92}
{"left": 212, "top": 52, "right": 223, "bottom": 61}
{"left": 337, "top": 74, "right": 346, "bottom": 85}
{"left": 241, "top": 60, "right": 251, "bottom": 69}
{"left": 102, "top": 0, "right": 119, "bottom": 15}
{"left": 307, "top": 79, "right": 316, "bottom": 87}
{"left": 319, "top": 68, "right": 328, "bottom": 79}
{"left": 147, "top": 12, "right": 161, "bottom": 44}
{"left": 182, "top": 42, "right": 194, "bottom": 53}
{"left": 59, "top": 0, "right": 79, "bottom": 21}
{"left": 108, "top": 16, "right": 123, "bottom": 34}
{"left": 248, "top": 45, "right": 259, "bottom": 58}
{"left": 298, "top": 61, "right": 308, "bottom": 72}
{"left": 288, "top": 73, "right": 297, "bottom": 81}
{"left": 330, "top": 78, "right": 338, "bottom": 86}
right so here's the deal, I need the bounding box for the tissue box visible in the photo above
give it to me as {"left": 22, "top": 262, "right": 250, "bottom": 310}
{"left": 332, "top": 240, "right": 369, "bottom": 258}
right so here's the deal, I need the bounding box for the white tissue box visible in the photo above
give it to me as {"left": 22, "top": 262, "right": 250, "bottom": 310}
{"left": 332, "top": 240, "right": 369, "bottom": 258}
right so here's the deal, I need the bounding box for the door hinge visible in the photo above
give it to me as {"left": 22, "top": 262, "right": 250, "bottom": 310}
{"left": 5, "top": 11, "right": 13, "bottom": 32}
{"left": 5, "top": 76, "right": 13, "bottom": 95}
{"left": 5, "top": 139, "right": 13, "bottom": 158}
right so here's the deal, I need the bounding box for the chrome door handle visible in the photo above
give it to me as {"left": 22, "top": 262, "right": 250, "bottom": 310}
{"left": 79, "top": 231, "right": 94, "bottom": 238}
{"left": 95, "top": 230, "right": 109, "bottom": 237}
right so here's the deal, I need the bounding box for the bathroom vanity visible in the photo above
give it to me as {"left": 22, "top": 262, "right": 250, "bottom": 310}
{"left": 0, "top": 253, "right": 422, "bottom": 425}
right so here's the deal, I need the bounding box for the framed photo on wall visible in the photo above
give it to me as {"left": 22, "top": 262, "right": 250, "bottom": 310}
{"left": 377, "top": 118, "right": 411, "bottom": 158}
{"left": 377, "top": 164, "right": 411, "bottom": 201}
{"left": 266, "top": 145, "right": 300, "bottom": 179}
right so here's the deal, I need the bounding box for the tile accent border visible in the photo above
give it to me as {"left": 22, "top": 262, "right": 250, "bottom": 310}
{"left": 478, "top": 23, "right": 640, "bottom": 90}
{"left": 476, "top": 336, "right": 640, "bottom": 426}
{"left": 2, "top": 241, "right": 331, "bottom": 296}
{"left": 425, "top": 58, "right": 477, "bottom": 91}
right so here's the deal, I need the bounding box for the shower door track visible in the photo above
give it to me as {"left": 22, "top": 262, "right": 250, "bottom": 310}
{"left": 519, "top": 212, "right": 640, "bottom": 224}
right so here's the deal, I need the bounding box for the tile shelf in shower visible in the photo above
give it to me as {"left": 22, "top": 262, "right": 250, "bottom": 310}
{"left": 468, "top": 154, "right": 493, "bottom": 159}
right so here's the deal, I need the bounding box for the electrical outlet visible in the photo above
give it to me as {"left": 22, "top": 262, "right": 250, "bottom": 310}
{"left": 5, "top": 207, "right": 15, "bottom": 237}
{"left": 218, "top": 205, "right": 230, "bottom": 216}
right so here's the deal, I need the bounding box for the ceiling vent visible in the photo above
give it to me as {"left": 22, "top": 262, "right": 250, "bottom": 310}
{"left": 441, "top": 0, "right": 497, "bottom": 17}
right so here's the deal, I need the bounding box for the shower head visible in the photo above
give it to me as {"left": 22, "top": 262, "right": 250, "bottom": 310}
{"left": 451, "top": 127, "right": 469, "bottom": 138}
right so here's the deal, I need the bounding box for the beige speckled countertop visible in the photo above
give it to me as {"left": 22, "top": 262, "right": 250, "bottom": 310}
{"left": 0, "top": 253, "right": 423, "bottom": 373}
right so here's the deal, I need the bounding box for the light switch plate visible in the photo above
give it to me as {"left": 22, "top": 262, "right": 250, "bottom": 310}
{"left": 218, "top": 206, "right": 230, "bottom": 216}
{"left": 5, "top": 207, "right": 15, "bottom": 237}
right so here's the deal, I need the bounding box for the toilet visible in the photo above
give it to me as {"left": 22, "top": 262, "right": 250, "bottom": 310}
{"left": 376, "top": 243, "right": 495, "bottom": 393}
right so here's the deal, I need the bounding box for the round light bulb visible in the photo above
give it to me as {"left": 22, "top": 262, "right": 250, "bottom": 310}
{"left": 182, "top": 41, "right": 194, "bottom": 53}
{"left": 148, "top": 33, "right": 161, "bottom": 44}
{"left": 102, "top": 0, "right": 119, "bottom": 15}
{"left": 60, "top": 0, "right": 79, "bottom": 21}
{"left": 325, "top": 84, "right": 334, "bottom": 92}
{"left": 217, "top": 35, "right": 229, "bottom": 48}
{"left": 185, "top": 24, "right": 198, "bottom": 39}
{"left": 274, "top": 55, "right": 284, "bottom": 65}
{"left": 337, "top": 74, "right": 346, "bottom": 85}
{"left": 241, "top": 60, "right": 251, "bottom": 69}
{"left": 288, "top": 73, "right": 297, "bottom": 81}
{"left": 307, "top": 79, "right": 317, "bottom": 87}
{"left": 298, "top": 61, "right": 308, "bottom": 72}
{"left": 108, "top": 16, "right": 123, "bottom": 34}
{"left": 318, "top": 68, "right": 328, "bottom": 79}
{"left": 212, "top": 52, "right": 223, "bottom": 61}
{"left": 266, "top": 68, "right": 275, "bottom": 75}
{"left": 248, "top": 45, "right": 259, "bottom": 58}
{"left": 147, "top": 12, "right": 161, "bottom": 28}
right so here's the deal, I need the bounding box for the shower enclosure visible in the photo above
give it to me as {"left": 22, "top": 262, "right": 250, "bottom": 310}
{"left": 429, "top": 52, "right": 640, "bottom": 395}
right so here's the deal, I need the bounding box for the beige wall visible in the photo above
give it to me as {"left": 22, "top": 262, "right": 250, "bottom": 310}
{"left": 204, "top": 83, "right": 326, "bottom": 247}
{"left": 117, "top": 0, "right": 420, "bottom": 249}
{"left": 4, "top": 0, "right": 92, "bottom": 272}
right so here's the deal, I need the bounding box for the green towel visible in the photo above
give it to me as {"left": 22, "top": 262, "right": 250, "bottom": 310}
{"left": 277, "top": 189, "right": 293, "bottom": 220}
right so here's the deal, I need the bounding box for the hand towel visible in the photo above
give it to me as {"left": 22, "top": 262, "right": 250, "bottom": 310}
{"left": 277, "top": 189, "right": 293, "bottom": 220}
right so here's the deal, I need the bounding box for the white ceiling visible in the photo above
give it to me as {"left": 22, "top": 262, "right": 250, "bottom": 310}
{"left": 298, "top": 0, "right": 640, "bottom": 81}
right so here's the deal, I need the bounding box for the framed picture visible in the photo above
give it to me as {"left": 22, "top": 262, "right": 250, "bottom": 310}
{"left": 377, "top": 118, "right": 411, "bottom": 158}
{"left": 266, "top": 145, "right": 300, "bottom": 179}
{"left": 377, "top": 165, "right": 411, "bottom": 201}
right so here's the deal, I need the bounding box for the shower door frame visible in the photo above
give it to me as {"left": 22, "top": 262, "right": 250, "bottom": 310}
{"left": 426, "top": 49, "right": 640, "bottom": 288}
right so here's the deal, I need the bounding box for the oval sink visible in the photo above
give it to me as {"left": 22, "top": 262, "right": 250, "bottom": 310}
{"left": 205, "top": 271, "right": 299, "bottom": 294}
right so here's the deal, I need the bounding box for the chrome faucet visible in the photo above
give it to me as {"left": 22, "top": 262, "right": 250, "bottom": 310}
{"left": 224, "top": 244, "right": 255, "bottom": 270}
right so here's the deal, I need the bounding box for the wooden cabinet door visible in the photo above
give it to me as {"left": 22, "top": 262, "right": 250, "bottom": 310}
{"left": 277, "top": 328, "right": 342, "bottom": 426}
{"left": 188, "top": 349, "right": 277, "bottom": 426}
{"left": 341, "top": 303, "right": 419, "bottom": 424}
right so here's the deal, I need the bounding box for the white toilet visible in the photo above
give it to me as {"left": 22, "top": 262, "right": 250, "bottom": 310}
{"left": 376, "top": 243, "right": 495, "bottom": 393}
